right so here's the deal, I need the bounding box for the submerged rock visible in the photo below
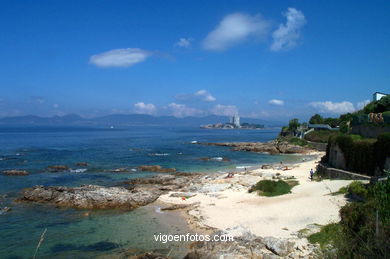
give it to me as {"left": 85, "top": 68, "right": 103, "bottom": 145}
{"left": 137, "top": 165, "right": 176, "bottom": 173}
{"left": 199, "top": 157, "right": 230, "bottom": 162}
{"left": 0, "top": 207, "right": 12, "bottom": 214}
{"left": 18, "top": 185, "right": 162, "bottom": 210}
{"left": 110, "top": 168, "right": 130, "bottom": 173}
{"left": 47, "top": 165, "right": 69, "bottom": 172}
{"left": 161, "top": 204, "right": 192, "bottom": 211}
{"left": 75, "top": 162, "right": 88, "bottom": 167}
{"left": 3, "top": 170, "right": 29, "bottom": 176}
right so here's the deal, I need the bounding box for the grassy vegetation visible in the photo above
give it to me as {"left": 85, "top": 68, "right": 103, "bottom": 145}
{"left": 304, "top": 130, "right": 339, "bottom": 143}
{"left": 307, "top": 223, "right": 342, "bottom": 249}
{"left": 309, "top": 177, "right": 390, "bottom": 258}
{"left": 286, "top": 137, "right": 309, "bottom": 146}
{"left": 330, "top": 186, "right": 348, "bottom": 196}
{"left": 248, "top": 179, "right": 299, "bottom": 197}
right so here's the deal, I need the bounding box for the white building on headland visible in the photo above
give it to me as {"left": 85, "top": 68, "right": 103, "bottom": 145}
{"left": 230, "top": 115, "right": 240, "bottom": 128}
{"left": 373, "top": 92, "right": 388, "bottom": 101}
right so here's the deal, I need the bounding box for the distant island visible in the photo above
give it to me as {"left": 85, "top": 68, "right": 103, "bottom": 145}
{"left": 200, "top": 115, "right": 264, "bottom": 129}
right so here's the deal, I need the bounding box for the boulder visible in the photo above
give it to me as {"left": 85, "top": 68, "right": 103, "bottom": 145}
{"left": 3, "top": 170, "right": 29, "bottom": 176}
{"left": 18, "top": 185, "right": 162, "bottom": 210}
{"left": 262, "top": 236, "right": 295, "bottom": 256}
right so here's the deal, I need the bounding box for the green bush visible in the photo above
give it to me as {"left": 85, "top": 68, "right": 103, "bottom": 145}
{"left": 312, "top": 178, "right": 390, "bottom": 258}
{"left": 347, "top": 181, "right": 368, "bottom": 199}
{"left": 248, "top": 179, "right": 298, "bottom": 197}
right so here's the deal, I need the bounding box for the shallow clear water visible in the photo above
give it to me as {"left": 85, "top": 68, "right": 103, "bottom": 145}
{"left": 0, "top": 126, "right": 302, "bottom": 258}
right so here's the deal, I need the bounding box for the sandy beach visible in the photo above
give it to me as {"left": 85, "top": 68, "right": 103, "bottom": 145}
{"left": 158, "top": 152, "right": 354, "bottom": 239}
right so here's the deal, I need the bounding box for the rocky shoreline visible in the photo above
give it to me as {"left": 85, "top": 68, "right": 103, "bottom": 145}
{"left": 18, "top": 173, "right": 203, "bottom": 210}
{"left": 13, "top": 153, "right": 338, "bottom": 258}
{"left": 198, "top": 140, "right": 314, "bottom": 154}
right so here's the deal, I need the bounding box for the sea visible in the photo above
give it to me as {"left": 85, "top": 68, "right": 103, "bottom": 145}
{"left": 0, "top": 126, "right": 307, "bottom": 258}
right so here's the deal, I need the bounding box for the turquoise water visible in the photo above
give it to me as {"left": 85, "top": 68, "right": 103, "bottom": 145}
{"left": 0, "top": 126, "right": 299, "bottom": 258}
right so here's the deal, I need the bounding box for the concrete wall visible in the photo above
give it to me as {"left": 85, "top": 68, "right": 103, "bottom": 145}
{"left": 316, "top": 163, "right": 371, "bottom": 180}
{"left": 327, "top": 143, "right": 347, "bottom": 170}
{"left": 351, "top": 125, "right": 390, "bottom": 138}
{"left": 307, "top": 141, "right": 328, "bottom": 152}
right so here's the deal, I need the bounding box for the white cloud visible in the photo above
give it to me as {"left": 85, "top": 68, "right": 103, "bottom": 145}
{"left": 270, "top": 8, "right": 306, "bottom": 52}
{"left": 268, "top": 99, "right": 284, "bottom": 105}
{"left": 134, "top": 102, "right": 157, "bottom": 115}
{"left": 309, "top": 101, "right": 355, "bottom": 114}
{"left": 29, "top": 96, "right": 46, "bottom": 104}
{"left": 175, "top": 38, "right": 192, "bottom": 48}
{"left": 168, "top": 103, "right": 203, "bottom": 118}
{"left": 203, "top": 13, "right": 270, "bottom": 51}
{"left": 175, "top": 89, "right": 216, "bottom": 102}
{"left": 194, "top": 90, "right": 216, "bottom": 102}
{"left": 89, "top": 48, "right": 151, "bottom": 68}
{"left": 210, "top": 104, "right": 238, "bottom": 116}
{"left": 53, "top": 104, "right": 59, "bottom": 109}
{"left": 356, "top": 100, "right": 371, "bottom": 109}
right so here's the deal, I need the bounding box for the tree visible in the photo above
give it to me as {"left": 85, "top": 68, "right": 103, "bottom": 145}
{"left": 324, "top": 117, "right": 340, "bottom": 128}
{"left": 309, "top": 114, "right": 324, "bottom": 124}
{"left": 363, "top": 95, "right": 390, "bottom": 113}
{"left": 288, "top": 118, "right": 300, "bottom": 131}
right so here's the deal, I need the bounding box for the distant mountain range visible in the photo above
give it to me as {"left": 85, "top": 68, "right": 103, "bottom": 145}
{"left": 0, "top": 114, "right": 284, "bottom": 127}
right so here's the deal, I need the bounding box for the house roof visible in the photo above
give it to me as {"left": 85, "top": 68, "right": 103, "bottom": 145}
{"left": 373, "top": 92, "right": 389, "bottom": 96}
{"left": 308, "top": 124, "right": 339, "bottom": 130}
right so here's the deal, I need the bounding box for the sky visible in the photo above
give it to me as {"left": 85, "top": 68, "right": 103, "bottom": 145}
{"left": 0, "top": 0, "right": 389, "bottom": 121}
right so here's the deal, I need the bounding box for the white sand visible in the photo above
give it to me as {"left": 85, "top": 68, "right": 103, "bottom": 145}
{"left": 158, "top": 153, "right": 356, "bottom": 238}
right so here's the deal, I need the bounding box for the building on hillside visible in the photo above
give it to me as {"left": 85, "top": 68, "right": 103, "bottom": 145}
{"left": 373, "top": 92, "right": 388, "bottom": 101}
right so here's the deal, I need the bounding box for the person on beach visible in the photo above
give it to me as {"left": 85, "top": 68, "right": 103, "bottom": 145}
{"left": 310, "top": 169, "right": 314, "bottom": 181}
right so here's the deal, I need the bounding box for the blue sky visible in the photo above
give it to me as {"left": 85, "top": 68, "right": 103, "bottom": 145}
{"left": 0, "top": 0, "right": 389, "bottom": 120}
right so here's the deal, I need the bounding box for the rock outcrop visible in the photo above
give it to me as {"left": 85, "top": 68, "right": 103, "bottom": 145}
{"left": 18, "top": 185, "right": 162, "bottom": 210}
{"left": 184, "top": 230, "right": 318, "bottom": 259}
{"left": 200, "top": 141, "right": 312, "bottom": 155}
{"left": 3, "top": 170, "right": 29, "bottom": 176}
{"left": 18, "top": 173, "right": 202, "bottom": 210}
{"left": 137, "top": 165, "right": 177, "bottom": 173}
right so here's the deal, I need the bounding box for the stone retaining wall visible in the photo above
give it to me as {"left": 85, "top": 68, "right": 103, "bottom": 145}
{"left": 316, "top": 163, "right": 371, "bottom": 180}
